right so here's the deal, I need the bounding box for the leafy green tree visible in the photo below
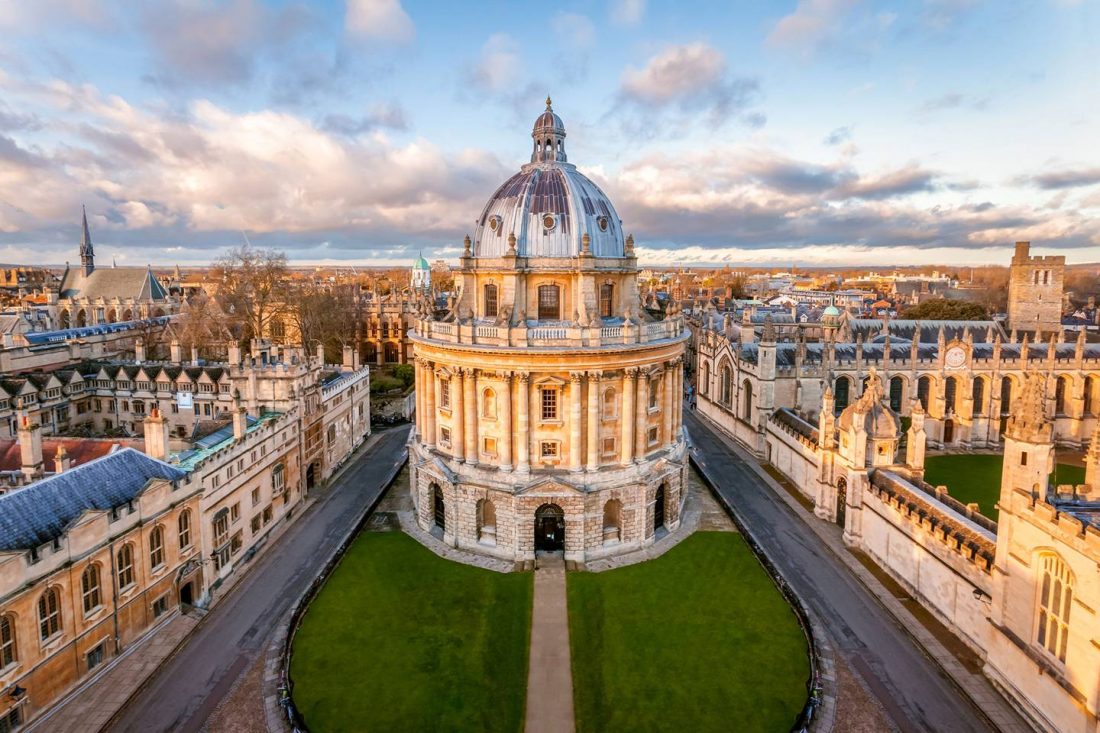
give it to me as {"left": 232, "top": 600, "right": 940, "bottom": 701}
{"left": 902, "top": 299, "right": 989, "bottom": 320}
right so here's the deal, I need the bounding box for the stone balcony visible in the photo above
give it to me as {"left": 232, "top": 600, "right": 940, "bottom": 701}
{"left": 413, "top": 314, "right": 686, "bottom": 350}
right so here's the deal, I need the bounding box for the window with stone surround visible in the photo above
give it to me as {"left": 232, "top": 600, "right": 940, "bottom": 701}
{"left": 648, "top": 378, "right": 659, "bottom": 411}
{"left": 602, "top": 437, "right": 616, "bottom": 456}
{"left": 602, "top": 387, "right": 617, "bottom": 419}
{"left": 0, "top": 614, "right": 16, "bottom": 667}
{"left": 116, "top": 544, "right": 135, "bottom": 589}
{"left": 599, "top": 283, "right": 614, "bottom": 318}
{"left": 149, "top": 525, "right": 165, "bottom": 570}
{"left": 647, "top": 426, "right": 659, "bottom": 446}
{"left": 38, "top": 587, "right": 61, "bottom": 641}
{"left": 178, "top": 510, "right": 192, "bottom": 550}
{"left": 439, "top": 426, "right": 451, "bottom": 448}
{"left": 81, "top": 564, "right": 101, "bottom": 615}
{"left": 482, "top": 437, "right": 497, "bottom": 456}
{"left": 484, "top": 284, "right": 498, "bottom": 318}
{"left": 540, "top": 387, "right": 558, "bottom": 421}
{"left": 440, "top": 378, "right": 451, "bottom": 410}
{"left": 482, "top": 388, "right": 496, "bottom": 419}
{"left": 1037, "top": 553, "right": 1073, "bottom": 663}
{"left": 537, "top": 284, "right": 560, "bottom": 320}
{"left": 540, "top": 441, "right": 560, "bottom": 461}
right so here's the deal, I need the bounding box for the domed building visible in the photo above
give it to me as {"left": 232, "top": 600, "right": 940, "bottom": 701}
{"left": 411, "top": 253, "right": 431, "bottom": 294}
{"left": 408, "top": 98, "right": 690, "bottom": 562}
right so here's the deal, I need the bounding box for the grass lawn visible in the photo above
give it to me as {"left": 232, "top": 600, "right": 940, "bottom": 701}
{"left": 290, "top": 532, "right": 533, "bottom": 732}
{"left": 568, "top": 532, "right": 810, "bottom": 733}
{"left": 924, "top": 454, "right": 1085, "bottom": 521}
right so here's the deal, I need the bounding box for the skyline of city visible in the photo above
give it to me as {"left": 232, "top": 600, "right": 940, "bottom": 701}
{"left": 0, "top": 0, "right": 1097, "bottom": 268}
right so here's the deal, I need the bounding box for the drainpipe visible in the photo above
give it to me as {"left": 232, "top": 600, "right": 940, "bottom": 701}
{"left": 108, "top": 536, "right": 121, "bottom": 655}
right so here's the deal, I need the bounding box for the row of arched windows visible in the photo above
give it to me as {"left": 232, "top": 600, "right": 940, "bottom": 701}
{"left": 0, "top": 510, "right": 193, "bottom": 669}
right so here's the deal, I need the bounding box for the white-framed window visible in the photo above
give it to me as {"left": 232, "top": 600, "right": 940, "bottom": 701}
{"left": 1037, "top": 554, "right": 1073, "bottom": 663}
{"left": 81, "top": 564, "right": 102, "bottom": 614}
{"left": 178, "top": 509, "right": 192, "bottom": 550}
{"left": 440, "top": 378, "right": 451, "bottom": 410}
{"left": 38, "top": 587, "right": 61, "bottom": 641}
{"left": 116, "top": 544, "right": 135, "bottom": 589}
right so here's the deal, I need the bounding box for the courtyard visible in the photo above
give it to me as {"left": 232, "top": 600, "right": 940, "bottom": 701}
{"left": 289, "top": 531, "right": 533, "bottom": 732}
{"left": 567, "top": 532, "right": 811, "bottom": 733}
{"left": 924, "top": 453, "right": 1085, "bottom": 520}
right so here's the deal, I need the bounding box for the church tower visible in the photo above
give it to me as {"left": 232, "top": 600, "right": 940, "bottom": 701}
{"left": 1007, "top": 241, "right": 1064, "bottom": 336}
{"left": 80, "top": 205, "right": 95, "bottom": 276}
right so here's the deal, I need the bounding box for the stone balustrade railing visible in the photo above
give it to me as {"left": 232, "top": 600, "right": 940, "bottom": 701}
{"left": 413, "top": 314, "right": 686, "bottom": 349}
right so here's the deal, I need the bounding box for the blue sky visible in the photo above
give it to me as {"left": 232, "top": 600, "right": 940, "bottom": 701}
{"left": 0, "top": 0, "right": 1097, "bottom": 267}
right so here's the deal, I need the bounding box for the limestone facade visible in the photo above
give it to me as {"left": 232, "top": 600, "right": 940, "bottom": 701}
{"left": 408, "top": 100, "right": 689, "bottom": 562}
{"left": 1008, "top": 240, "right": 1065, "bottom": 336}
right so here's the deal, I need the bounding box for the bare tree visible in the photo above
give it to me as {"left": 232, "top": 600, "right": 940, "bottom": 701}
{"left": 210, "top": 243, "right": 289, "bottom": 345}
{"left": 287, "top": 282, "right": 361, "bottom": 362}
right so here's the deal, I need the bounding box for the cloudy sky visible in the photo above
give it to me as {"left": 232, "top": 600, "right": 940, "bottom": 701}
{"left": 0, "top": 0, "right": 1097, "bottom": 268}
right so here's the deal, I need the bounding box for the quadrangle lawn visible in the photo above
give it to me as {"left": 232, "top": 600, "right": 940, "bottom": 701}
{"left": 289, "top": 531, "right": 533, "bottom": 732}
{"left": 567, "top": 531, "right": 810, "bottom": 733}
{"left": 923, "top": 454, "right": 1084, "bottom": 521}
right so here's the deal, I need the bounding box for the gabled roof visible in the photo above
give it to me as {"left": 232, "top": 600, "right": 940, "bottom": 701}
{"left": 0, "top": 448, "right": 186, "bottom": 552}
{"left": 59, "top": 266, "right": 168, "bottom": 302}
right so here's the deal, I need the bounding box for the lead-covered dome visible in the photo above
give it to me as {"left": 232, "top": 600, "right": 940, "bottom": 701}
{"left": 473, "top": 98, "right": 625, "bottom": 259}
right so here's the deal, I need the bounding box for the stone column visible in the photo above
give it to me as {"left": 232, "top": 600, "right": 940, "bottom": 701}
{"left": 452, "top": 369, "right": 465, "bottom": 462}
{"left": 414, "top": 358, "right": 424, "bottom": 439}
{"left": 424, "top": 363, "right": 436, "bottom": 449}
{"left": 500, "top": 372, "right": 513, "bottom": 471}
{"left": 517, "top": 372, "right": 530, "bottom": 472}
{"left": 662, "top": 364, "right": 674, "bottom": 444}
{"left": 587, "top": 372, "right": 600, "bottom": 471}
{"left": 674, "top": 358, "right": 683, "bottom": 439}
{"left": 529, "top": 376, "right": 540, "bottom": 466}
{"left": 621, "top": 369, "right": 636, "bottom": 465}
{"left": 463, "top": 368, "right": 478, "bottom": 464}
{"left": 635, "top": 370, "right": 648, "bottom": 460}
{"left": 569, "top": 372, "right": 583, "bottom": 472}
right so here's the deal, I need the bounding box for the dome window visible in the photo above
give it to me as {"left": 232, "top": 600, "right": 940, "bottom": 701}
{"left": 542, "top": 213, "right": 557, "bottom": 231}
{"left": 598, "top": 216, "right": 609, "bottom": 232}
{"left": 488, "top": 215, "right": 501, "bottom": 233}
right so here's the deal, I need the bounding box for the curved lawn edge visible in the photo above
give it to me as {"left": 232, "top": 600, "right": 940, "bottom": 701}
{"left": 271, "top": 455, "right": 406, "bottom": 732}
{"left": 688, "top": 454, "right": 824, "bottom": 732}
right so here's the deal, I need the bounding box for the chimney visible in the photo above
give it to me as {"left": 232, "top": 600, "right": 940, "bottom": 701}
{"left": 170, "top": 339, "right": 182, "bottom": 363}
{"left": 190, "top": 345, "right": 199, "bottom": 366}
{"left": 134, "top": 337, "right": 145, "bottom": 363}
{"left": 143, "top": 405, "right": 170, "bottom": 461}
{"left": 342, "top": 344, "right": 355, "bottom": 371}
{"left": 54, "top": 444, "right": 71, "bottom": 474}
{"left": 228, "top": 342, "right": 241, "bottom": 366}
{"left": 17, "top": 413, "right": 43, "bottom": 482}
{"left": 315, "top": 343, "right": 325, "bottom": 364}
{"left": 232, "top": 390, "right": 247, "bottom": 441}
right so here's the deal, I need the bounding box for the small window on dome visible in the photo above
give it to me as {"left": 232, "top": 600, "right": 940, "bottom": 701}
{"left": 598, "top": 216, "right": 608, "bottom": 232}
{"left": 542, "top": 214, "right": 556, "bottom": 231}
{"left": 488, "top": 215, "right": 500, "bottom": 232}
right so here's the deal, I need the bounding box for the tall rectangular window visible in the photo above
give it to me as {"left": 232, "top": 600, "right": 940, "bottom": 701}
{"left": 484, "top": 284, "right": 498, "bottom": 318}
{"left": 537, "top": 284, "right": 560, "bottom": 320}
{"left": 541, "top": 387, "right": 558, "bottom": 421}
{"left": 599, "top": 283, "right": 614, "bottom": 318}
{"left": 440, "top": 378, "right": 451, "bottom": 410}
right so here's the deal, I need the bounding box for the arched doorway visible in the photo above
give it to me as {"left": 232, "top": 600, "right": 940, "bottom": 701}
{"left": 305, "top": 462, "right": 316, "bottom": 490}
{"left": 179, "top": 582, "right": 193, "bottom": 606}
{"left": 944, "top": 419, "right": 955, "bottom": 445}
{"left": 836, "top": 478, "right": 847, "bottom": 527}
{"left": 534, "top": 503, "right": 565, "bottom": 552}
{"left": 654, "top": 484, "right": 666, "bottom": 533}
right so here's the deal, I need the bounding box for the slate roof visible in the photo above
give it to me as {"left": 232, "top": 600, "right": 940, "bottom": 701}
{"left": 0, "top": 448, "right": 186, "bottom": 552}
{"left": 59, "top": 266, "right": 168, "bottom": 301}
{"left": 847, "top": 318, "right": 1001, "bottom": 343}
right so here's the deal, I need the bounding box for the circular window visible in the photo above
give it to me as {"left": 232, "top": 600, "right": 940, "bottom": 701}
{"left": 488, "top": 216, "right": 500, "bottom": 232}
{"left": 597, "top": 216, "right": 608, "bottom": 232}
{"left": 542, "top": 214, "right": 556, "bottom": 230}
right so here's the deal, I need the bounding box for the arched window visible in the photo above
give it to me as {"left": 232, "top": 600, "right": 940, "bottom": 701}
{"left": 537, "top": 284, "right": 560, "bottom": 320}
{"left": 149, "top": 526, "right": 165, "bottom": 569}
{"left": 1085, "top": 376, "right": 1095, "bottom": 416}
{"left": 602, "top": 387, "right": 617, "bottom": 418}
{"left": 1001, "top": 376, "right": 1014, "bottom": 415}
{"left": 38, "top": 588, "right": 61, "bottom": 640}
{"left": 834, "top": 377, "right": 850, "bottom": 412}
{"left": 383, "top": 342, "right": 398, "bottom": 363}
{"left": 741, "top": 379, "right": 753, "bottom": 420}
{"left": 602, "top": 499, "right": 622, "bottom": 543}
{"left": 917, "top": 376, "right": 931, "bottom": 412}
{"left": 944, "top": 376, "right": 958, "bottom": 414}
{"left": 972, "top": 377, "right": 985, "bottom": 414}
{"left": 0, "top": 614, "right": 15, "bottom": 667}
{"left": 720, "top": 365, "right": 732, "bottom": 406}
{"left": 889, "top": 376, "right": 904, "bottom": 412}
{"left": 116, "top": 544, "right": 135, "bottom": 589}
{"left": 482, "top": 388, "right": 496, "bottom": 419}
{"left": 178, "top": 509, "right": 192, "bottom": 550}
{"left": 599, "top": 283, "right": 614, "bottom": 318}
{"left": 1037, "top": 554, "right": 1073, "bottom": 663}
{"left": 484, "top": 284, "right": 498, "bottom": 318}
{"left": 701, "top": 363, "right": 710, "bottom": 397}
{"left": 81, "top": 564, "right": 102, "bottom": 614}
{"left": 476, "top": 499, "right": 496, "bottom": 544}
{"left": 1055, "top": 376, "right": 1068, "bottom": 415}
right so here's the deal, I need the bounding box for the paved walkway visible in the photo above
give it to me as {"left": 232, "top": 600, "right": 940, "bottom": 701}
{"left": 525, "top": 554, "right": 575, "bottom": 733}
{"left": 27, "top": 612, "right": 199, "bottom": 732}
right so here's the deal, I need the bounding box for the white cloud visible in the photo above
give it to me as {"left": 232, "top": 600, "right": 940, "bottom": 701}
{"left": 346, "top": 0, "right": 415, "bottom": 43}
{"left": 610, "top": 0, "right": 645, "bottom": 25}
{"left": 766, "top": 0, "right": 860, "bottom": 53}
{"left": 553, "top": 12, "right": 596, "bottom": 49}
{"left": 621, "top": 43, "right": 726, "bottom": 105}
{"left": 465, "top": 34, "right": 523, "bottom": 93}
